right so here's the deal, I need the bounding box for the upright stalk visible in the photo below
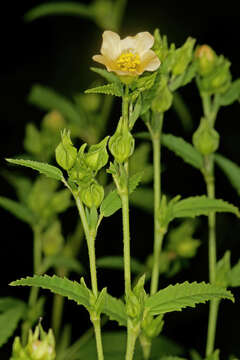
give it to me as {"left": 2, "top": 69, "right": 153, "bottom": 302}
{"left": 205, "top": 155, "right": 219, "bottom": 357}
{"left": 121, "top": 190, "right": 131, "bottom": 296}
{"left": 147, "top": 114, "right": 164, "bottom": 295}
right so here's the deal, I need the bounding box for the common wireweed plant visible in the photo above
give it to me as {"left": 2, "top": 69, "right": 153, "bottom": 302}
{"left": 1, "top": 3, "right": 240, "bottom": 360}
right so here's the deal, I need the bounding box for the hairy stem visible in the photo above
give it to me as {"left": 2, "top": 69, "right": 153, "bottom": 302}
{"left": 205, "top": 155, "right": 219, "bottom": 356}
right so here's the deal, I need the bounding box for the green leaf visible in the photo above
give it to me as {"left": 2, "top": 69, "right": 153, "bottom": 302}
{"left": 10, "top": 275, "right": 90, "bottom": 309}
{"left": 146, "top": 281, "right": 234, "bottom": 315}
{"left": 171, "top": 196, "right": 240, "bottom": 220}
{"left": 97, "top": 256, "right": 145, "bottom": 274}
{"left": 0, "top": 299, "right": 26, "bottom": 348}
{"left": 0, "top": 196, "right": 36, "bottom": 225}
{"left": 100, "top": 172, "right": 143, "bottom": 217}
{"left": 162, "top": 133, "right": 203, "bottom": 169}
{"left": 28, "top": 85, "right": 85, "bottom": 126}
{"left": 169, "top": 62, "right": 197, "bottom": 92}
{"left": 6, "top": 158, "right": 63, "bottom": 181}
{"left": 216, "top": 251, "right": 231, "bottom": 288}
{"left": 1, "top": 171, "right": 32, "bottom": 204}
{"left": 41, "top": 255, "right": 85, "bottom": 274}
{"left": 129, "top": 188, "right": 154, "bottom": 213}
{"left": 103, "top": 294, "right": 127, "bottom": 327}
{"left": 217, "top": 79, "right": 240, "bottom": 106}
{"left": 85, "top": 83, "right": 123, "bottom": 97}
{"left": 24, "top": 2, "right": 93, "bottom": 22}
{"left": 215, "top": 153, "right": 240, "bottom": 195}
{"left": 228, "top": 259, "right": 240, "bottom": 287}
{"left": 159, "top": 357, "right": 187, "bottom": 360}
{"left": 172, "top": 92, "right": 193, "bottom": 132}
{"left": 133, "top": 72, "right": 158, "bottom": 92}
{"left": 90, "top": 67, "right": 121, "bottom": 84}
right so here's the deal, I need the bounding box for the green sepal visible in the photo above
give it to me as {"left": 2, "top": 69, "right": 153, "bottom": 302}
{"left": 55, "top": 129, "right": 77, "bottom": 171}
{"left": 84, "top": 136, "right": 109, "bottom": 172}
{"left": 216, "top": 78, "right": 240, "bottom": 106}
{"left": 192, "top": 117, "right": 219, "bottom": 156}
{"left": 151, "top": 76, "right": 173, "bottom": 113}
{"left": 141, "top": 313, "right": 164, "bottom": 340}
{"left": 79, "top": 181, "right": 104, "bottom": 208}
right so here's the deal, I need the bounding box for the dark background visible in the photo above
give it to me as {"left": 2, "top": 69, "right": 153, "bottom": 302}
{"left": 1, "top": 1, "right": 240, "bottom": 359}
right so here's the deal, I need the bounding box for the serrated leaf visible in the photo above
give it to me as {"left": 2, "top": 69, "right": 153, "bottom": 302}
{"left": 0, "top": 301, "right": 26, "bottom": 348}
{"left": 90, "top": 67, "right": 121, "bottom": 84}
{"left": 97, "top": 256, "right": 145, "bottom": 274}
{"left": 171, "top": 196, "right": 240, "bottom": 220}
{"left": 6, "top": 158, "right": 63, "bottom": 181}
{"left": 146, "top": 281, "right": 234, "bottom": 315}
{"left": 162, "top": 134, "right": 203, "bottom": 169}
{"left": 103, "top": 294, "right": 127, "bottom": 327}
{"left": 24, "top": 2, "right": 93, "bottom": 22}
{"left": 217, "top": 79, "right": 240, "bottom": 106}
{"left": 0, "top": 196, "right": 36, "bottom": 225}
{"left": 100, "top": 172, "right": 143, "bottom": 217}
{"left": 10, "top": 275, "right": 90, "bottom": 308}
{"left": 41, "top": 255, "right": 84, "bottom": 274}
{"left": 85, "top": 83, "right": 123, "bottom": 97}
{"left": 28, "top": 84, "right": 85, "bottom": 126}
{"left": 228, "top": 259, "right": 240, "bottom": 287}
{"left": 215, "top": 153, "right": 240, "bottom": 195}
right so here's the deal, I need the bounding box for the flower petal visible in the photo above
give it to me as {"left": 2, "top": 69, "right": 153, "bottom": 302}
{"left": 101, "top": 31, "right": 121, "bottom": 60}
{"left": 134, "top": 32, "right": 155, "bottom": 55}
{"left": 139, "top": 50, "right": 161, "bottom": 72}
{"left": 92, "top": 55, "right": 117, "bottom": 73}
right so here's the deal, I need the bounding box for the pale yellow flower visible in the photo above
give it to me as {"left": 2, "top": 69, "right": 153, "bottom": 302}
{"left": 93, "top": 31, "right": 160, "bottom": 76}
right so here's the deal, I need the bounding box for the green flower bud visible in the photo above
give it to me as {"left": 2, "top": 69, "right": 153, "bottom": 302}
{"left": 172, "top": 37, "right": 196, "bottom": 76}
{"left": 85, "top": 136, "right": 109, "bottom": 172}
{"left": 109, "top": 118, "right": 135, "bottom": 163}
{"left": 11, "top": 325, "right": 56, "bottom": 360}
{"left": 193, "top": 117, "right": 219, "bottom": 156}
{"left": 195, "top": 45, "right": 217, "bottom": 76}
{"left": 142, "top": 313, "right": 164, "bottom": 339}
{"left": 42, "top": 111, "right": 66, "bottom": 132}
{"left": 151, "top": 76, "right": 173, "bottom": 113}
{"left": 55, "top": 129, "right": 77, "bottom": 170}
{"left": 79, "top": 182, "right": 104, "bottom": 208}
{"left": 68, "top": 144, "right": 92, "bottom": 184}
{"left": 126, "top": 292, "right": 141, "bottom": 319}
{"left": 42, "top": 220, "right": 63, "bottom": 256}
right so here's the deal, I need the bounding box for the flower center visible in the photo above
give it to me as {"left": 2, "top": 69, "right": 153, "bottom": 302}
{"left": 116, "top": 50, "right": 140, "bottom": 73}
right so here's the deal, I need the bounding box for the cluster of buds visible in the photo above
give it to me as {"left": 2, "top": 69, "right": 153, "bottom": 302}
{"left": 195, "top": 45, "right": 231, "bottom": 94}
{"left": 10, "top": 325, "right": 55, "bottom": 360}
{"left": 56, "top": 130, "right": 109, "bottom": 208}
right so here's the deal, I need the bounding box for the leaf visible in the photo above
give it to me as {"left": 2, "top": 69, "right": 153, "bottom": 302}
{"left": 1, "top": 171, "right": 32, "bottom": 204}
{"left": 24, "top": 2, "right": 93, "bottom": 22}
{"left": 97, "top": 256, "right": 145, "bottom": 274}
{"left": 162, "top": 133, "right": 203, "bottom": 169}
{"left": 129, "top": 188, "right": 154, "bottom": 213}
{"left": 215, "top": 251, "right": 231, "bottom": 288}
{"left": 0, "top": 196, "right": 36, "bottom": 225}
{"left": 85, "top": 83, "right": 123, "bottom": 97}
{"left": 228, "top": 259, "right": 240, "bottom": 287}
{"left": 10, "top": 275, "right": 90, "bottom": 309}
{"left": 0, "top": 299, "right": 26, "bottom": 348}
{"left": 41, "top": 255, "right": 85, "bottom": 274}
{"left": 100, "top": 172, "right": 143, "bottom": 217}
{"left": 171, "top": 196, "right": 240, "bottom": 220}
{"left": 90, "top": 67, "right": 121, "bottom": 84}
{"left": 133, "top": 72, "right": 158, "bottom": 92}
{"left": 172, "top": 92, "right": 193, "bottom": 132}
{"left": 215, "top": 153, "right": 240, "bottom": 195}
{"left": 103, "top": 294, "right": 127, "bottom": 327}
{"left": 6, "top": 158, "right": 63, "bottom": 181}
{"left": 28, "top": 84, "right": 85, "bottom": 126}
{"left": 146, "top": 281, "right": 234, "bottom": 315}
{"left": 217, "top": 79, "right": 240, "bottom": 106}
{"left": 159, "top": 357, "right": 187, "bottom": 360}
{"left": 169, "top": 62, "right": 197, "bottom": 92}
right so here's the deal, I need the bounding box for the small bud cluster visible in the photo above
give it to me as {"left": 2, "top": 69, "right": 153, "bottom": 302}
{"left": 10, "top": 325, "right": 55, "bottom": 360}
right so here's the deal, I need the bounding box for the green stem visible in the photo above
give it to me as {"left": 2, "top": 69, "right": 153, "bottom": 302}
{"left": 93, "top": 319, "right": 104, "bottom": 360}
{"left": 205, "top": 155, "right": 218, "bottom": 356}
{"left": 120, "top": 190, "right": 131, "bottom": 296}
{"left": 125, "top": 321, "right": 138, "bottom": 360}
{"left": 147, "top": 116, "right": 164, "bottom": 296}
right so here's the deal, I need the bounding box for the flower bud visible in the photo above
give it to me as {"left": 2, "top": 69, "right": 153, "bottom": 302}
{"left": 151, "top": 76, "right": 173, "bottom": 113}
{"left": 142, "top": 314, "right": 164, "bottom": 339}
{"left": 195, "top": 45, "right": 216, "bottom": 76}
{"left": 42, "top": 111, "right": 66, "bottom": 132}
{"left": 172, "top": 37, "right": 196, "bottom": 76}
{"left": 109, "top": 118, "right": 135, "bottom": 163}
{"left": 42, "top": 220, "right": 63, "bottom": 256}
{"left": 85, "top": 136, "right": 109, "bottom": 172}
{"left": 55, "top": 129, "right": 77, "bottom": 170}
{"left": 193, "top": 118, "right": 219, "bottom": 156}
{"left": 79, "top": 182, "right": 104, "bottom": 208}
{"left": 126, "top": 292, "right": 141, "bottom": 319}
